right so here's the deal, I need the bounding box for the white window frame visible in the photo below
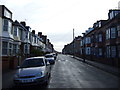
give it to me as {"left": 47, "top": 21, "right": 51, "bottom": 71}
{"left": 4, "top": 8, "right": 12, "bottom": 19}
{"left": 24, "top": 44, "right": 30, "bottom": 54}
{"left": 9, "top": 43, "right": 13, "bottom": 55}
{"left": 3, "top": 19, "right": 8, "bottom": 31}
{"left": 13, "top": 44, "right": 17, "bottom": 55}
{"left": 106, "top": 46, "right": 110, "bottom": 58}
{"left": 111, "top": 27, "right": 116, "bottom": 39}
{"left": 117, "top": 25, "right": 120, "bottom": 37}
{"left": 14, "top": 26, "right": 18, "bottom": 36}
{"left": 111, "top": 46, "right": 116, "bottom": 58}
{"left": 98, "top": 48, "right": 102, "bottom": 56}
{"left": 98, "top": 34, "right": 102, "bottom": 42}
{"left": 86, "top": 47, "right": 91, "bottom": 55}
{"left": 2, "top": 42, "right": 8, "bottom": 55}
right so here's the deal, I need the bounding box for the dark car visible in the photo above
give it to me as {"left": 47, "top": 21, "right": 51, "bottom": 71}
{"left": 13, "top": 57, "right": 51, "bottom": 87}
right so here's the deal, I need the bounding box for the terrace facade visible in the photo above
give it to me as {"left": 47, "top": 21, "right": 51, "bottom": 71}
{"left": 63, "top": 9, "right": 120, "bottom": 67}
{"left": 0, "top": 5, "right": 55, "bottom": 71}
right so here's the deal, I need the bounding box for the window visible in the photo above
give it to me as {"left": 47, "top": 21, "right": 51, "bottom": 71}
{"left": 98, "top": 48, "right": 102, "bottom": 56}
{"left": 86, "top": 37, "right": 91, "bottom": 44}
{"left": 2, "top": 42, "right": 8, "bottom": 55}
{"left": 111, "top": 46, "right": 116, "bottom": 58}
{"left": 106, "top": 29, "right": 111, "bottom": 40}
{"left": 3, "top": 19, "right": 12, "bottom": 34}
{"left": 86, "top": 47, "right": 91, "bottom": 55}
{"left": 98, "top": 34, "right": 102, "bottom": 42}
{"left": 13, "top": 44, "right": 17, "bottom": 55}
{"left": 111, "top": 27, "right": 116, "bottom": 39}
{"left": 117, "top": 25, "right": 120, "bottom": 37}
{"left": 14, "top": 26, "right": 18, "bottom": 36}
{"left": 9, "top": 43, "right": 12, "bottom": 55}
{"left": 3, "top": 19, "right": 8, "bottom": 31}
{"left": 17, "top": 45, "right": 20, "bottom": 54}
{"left": 24, "top": 44, "right": 27, "bottom": 54}
{"left": 4, "top": 8, "right": 12, "bottom": 19}
{"left": 24, "top": 44, "right": 30, "bottom": 54}
{"left": 118, "top": 45, "right": 120, "bottom": 58}
{"left": 106, "top": 46, "right": 110, "bottom": 58}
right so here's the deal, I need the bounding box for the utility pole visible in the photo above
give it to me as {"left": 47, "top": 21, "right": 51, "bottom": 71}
{"left": 73, "top": 28, "right": 75, "bottom": 57}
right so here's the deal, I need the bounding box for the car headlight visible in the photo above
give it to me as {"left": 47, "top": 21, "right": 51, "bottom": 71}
{"left": 36, "top": 71, "right": 45, "bottom": 77}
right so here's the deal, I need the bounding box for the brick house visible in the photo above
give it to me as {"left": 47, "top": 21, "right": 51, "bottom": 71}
{"left": 62, "top": 9, "right": 120, "bottom": 67}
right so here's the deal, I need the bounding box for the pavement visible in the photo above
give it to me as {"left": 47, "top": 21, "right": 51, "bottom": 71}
{"left": 71, "top": 55, "right": 120, "bottom": 77}
{"left": 2, "top": 69, "right": 17, "bottom": 89}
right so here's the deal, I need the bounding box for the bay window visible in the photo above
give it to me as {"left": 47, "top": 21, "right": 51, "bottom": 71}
{"left": 3, "top": 19, "right": 8, "bottom": 31}
{"left": 13, "top": 44, "right": 17, "bottom": 55}
{"left": 9, "top": 43, "right": 13, "bottom": 55}
{"left": 14, "top": 26, "right": 18, "bottom": 36}
{"left": 2, "top": 42, "right": 8, "bottom": 55}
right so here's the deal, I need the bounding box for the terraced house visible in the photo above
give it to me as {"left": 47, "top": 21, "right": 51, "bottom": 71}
{"left": 0, "top": 5, "right": 54, "bottom": 71}
{"left": 63, "top": 9, "right": 120, "bottom": 67}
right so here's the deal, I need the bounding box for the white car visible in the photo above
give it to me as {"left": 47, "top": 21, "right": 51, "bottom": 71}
{"left": 13, "top": 57, "right": 51, "bottom": 87}
{"left": 45, "top": 54, "right": 55, "bottom": 65}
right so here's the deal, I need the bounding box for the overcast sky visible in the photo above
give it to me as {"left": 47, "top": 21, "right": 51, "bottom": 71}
{"left": 0, "top": 0, "right": 119, "bottom": 52}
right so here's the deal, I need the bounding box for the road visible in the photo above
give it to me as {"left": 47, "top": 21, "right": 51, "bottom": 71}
{"left": 48, "top": 54, "right": 119, "bottom": 88}
{"left": 2, "top": 54, "right": 119, "bottom": 89}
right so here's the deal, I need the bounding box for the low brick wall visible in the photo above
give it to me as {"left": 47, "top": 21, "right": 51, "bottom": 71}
{"left": 2, "top": 56, "right": 18, "bottom": 72}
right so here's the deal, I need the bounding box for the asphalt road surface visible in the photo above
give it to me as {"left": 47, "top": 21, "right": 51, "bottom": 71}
{"left": 2, "top": 54, "right": 119, "bottom": 89}
{"left": 48, "top": 54, "right": 119, "bottom": 88}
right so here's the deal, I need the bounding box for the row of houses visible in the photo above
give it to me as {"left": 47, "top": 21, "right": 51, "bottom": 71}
{"left": 62, "top": 8, "right": 120, "bottom": 67}
{"left": 0, "top": 5, "right": 54, "bottom": 71}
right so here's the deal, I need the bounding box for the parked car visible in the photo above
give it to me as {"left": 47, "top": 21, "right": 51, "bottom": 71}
{"left": 13, "top": 56, "right": 51, "bottom": 87}
{"left": 52, "top": 53, "right": 57, "bottom": 60}
{"left": 45, "top": 54, "right": 55, "bottom": 65}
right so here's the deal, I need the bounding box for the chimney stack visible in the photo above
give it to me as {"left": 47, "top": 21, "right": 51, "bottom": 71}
{"left": 20, "top": 21, "right": 26, "bottom": 27}
{"left": 32, "top": 30, "right": 35, "bottom": 35}
{"left": 38, "top": 32, "right": 42, "bottom": 38}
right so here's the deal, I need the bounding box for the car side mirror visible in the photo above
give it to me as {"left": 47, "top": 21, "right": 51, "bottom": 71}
{"left": 47, "top": 62, "right": 50, "bottom": 66}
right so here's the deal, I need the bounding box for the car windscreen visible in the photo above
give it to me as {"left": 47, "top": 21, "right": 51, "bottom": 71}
{"left": 45, "top": 55, "right": 53, "bottom": 58}
{"left": 20, "top": 58, "right": 45, "bottom": 68}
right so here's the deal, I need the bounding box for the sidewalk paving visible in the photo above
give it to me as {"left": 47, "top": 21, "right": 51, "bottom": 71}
{"left": 2, "top": 69, "right": 17, "bottom": 89}
{"left": 71, "top": 56, "right": 120, "bottom": 77}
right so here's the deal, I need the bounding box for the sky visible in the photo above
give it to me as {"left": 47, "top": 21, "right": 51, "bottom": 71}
{"left": 0, "top": 0, "right": 119, "bottom": 52}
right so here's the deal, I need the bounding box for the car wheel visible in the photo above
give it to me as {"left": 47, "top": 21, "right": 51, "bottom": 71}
{"left": 44, "top": 76, "right": 49, "bottom": 86}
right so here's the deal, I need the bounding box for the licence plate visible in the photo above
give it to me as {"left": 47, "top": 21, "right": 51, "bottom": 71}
{"left": 21, "top": 79, "right": 34, "bottom": 83}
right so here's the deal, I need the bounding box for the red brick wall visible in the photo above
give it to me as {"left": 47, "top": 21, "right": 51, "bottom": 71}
{"left": 2, "top": 56, "right": 18, "bottom": 72}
